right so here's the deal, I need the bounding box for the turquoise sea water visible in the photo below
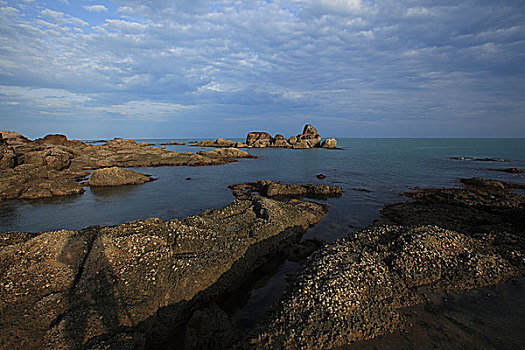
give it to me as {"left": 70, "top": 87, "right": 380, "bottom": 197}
{"left": 1, "top": 138, "right": 524, "bottom": 327}
{"left": 1, "top": 138, "right": 524, "bottom": 236}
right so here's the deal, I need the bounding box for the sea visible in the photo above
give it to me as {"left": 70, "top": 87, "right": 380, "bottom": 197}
{"left": 1, "top": 138, "right": 524, "bottom": 328}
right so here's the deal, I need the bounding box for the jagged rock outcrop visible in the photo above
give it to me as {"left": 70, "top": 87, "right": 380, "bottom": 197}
{"left": 244, "top": 124, "right": 336, "bottom": 149}
{"left": 191, "top": 125, "right": 338, "bottom": 150}
{"left": 0, "top": 132, "right": 255, "bottom": 201}
{"left": 0, "top": 196, "right": 326, "bottom": 349}
{"left": 87, "top": 167, "right": 154, "bottom": 187}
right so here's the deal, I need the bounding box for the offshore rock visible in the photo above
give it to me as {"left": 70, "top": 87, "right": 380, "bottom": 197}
{"left": 488, "top": 167, "right": 524, "bottom": 173}
{"left": 197, "top": 148, "right": 257, "bottom": 159}
{"left": 87, "top": 167, "right": 154, "bottom": 187}
{"left": 246, "top": 132, "right": 273, "bottom": 148}
{"left": 229, "top": 180, "right": 343, "bottom": 200}
{"left": 161, "top": 141, "right": 186, "bottom": 145}
{"left": 321, "top": 138, "right": 337, "bottom": 149}
{"left": 0, "top": 196, "right": 327, "bottom": 349}
{"left": 192, "top": 138, "right": 237, "bottom": 148}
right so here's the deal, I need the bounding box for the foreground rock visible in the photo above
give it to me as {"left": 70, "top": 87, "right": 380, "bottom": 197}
{"left": 0, "top": 131, "right": 254, "bottom": 201}
{"left": 247, "top": 179, "right": 525, "bottom": 349}
{"left": 0, "top": 196, "right": 326, "bottom": 349}
{"left": 87, "top": 167, "right": 154, "bottom": 187}
{"left": 229, "top": 180, "right": 343, "bottom": 200}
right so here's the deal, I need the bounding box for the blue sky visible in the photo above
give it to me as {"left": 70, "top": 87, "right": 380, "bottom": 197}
{"left": 0, "top": 0, "right": 524, "bottom": 139}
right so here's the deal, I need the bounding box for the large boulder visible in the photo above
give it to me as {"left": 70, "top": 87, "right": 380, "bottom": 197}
{"left": 88, "top": 167, "right": 154, "bottom": 187}
{"left": 246, "top": 132, "right": 272, "bottom": 147}
{"left": 321, "top": 138, "right": 337, "bottom": 149}
{"left": 0, "top": 197, "right": 327, "bottom": 349}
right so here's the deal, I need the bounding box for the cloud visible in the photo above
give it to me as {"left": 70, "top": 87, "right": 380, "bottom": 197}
{"left": 41, "top": 8, "right": 88, "bottom": 26}
{"left": 0, "top": 0, "right": 524, "bottom": 137}
{"left": 84, "top": 5, "right": 107, "bottom": 13}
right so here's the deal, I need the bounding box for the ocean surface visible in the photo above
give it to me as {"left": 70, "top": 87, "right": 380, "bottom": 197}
{"left": 1, "top": 138, "right": 524, "bottom": 327}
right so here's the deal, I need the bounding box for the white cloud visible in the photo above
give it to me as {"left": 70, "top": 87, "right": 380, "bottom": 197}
{"left": 41, "top": 8, "right": 88, "bottom": 26}
{"left": 1, "top": 0, "right": 524, "bottom": 136}
{"left": 84, "top": 5, "right": 107, "bottom": 13}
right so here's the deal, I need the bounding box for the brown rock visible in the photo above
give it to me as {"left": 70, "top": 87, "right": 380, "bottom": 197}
{"left": 197, "top": 148, "right": 256, "bottom": 159}
{"left": 0, "top": 197, "right": 327, "bottom": 349}
{"left": 272, "top": 139, "right": 291, "bottom": 148}
{"left": 230, "top": 180, "right": 343, "bottom": 199}
{"left": 302, "top": 124, "right": 319, "bottom": 135}
{"left": 0, "top": 136, "right": 18, "bottom": 170}
{"left": 162, "top": 141, "right": 186, "bottom": 145}
{"left": 321, "top": 138, "right": 337, "bottom": 149}
{"left": 88, "top": 167, "right": 154, "bottom": 187}
{"left": 246, "top": 132, "right": 272, "bottom": 147}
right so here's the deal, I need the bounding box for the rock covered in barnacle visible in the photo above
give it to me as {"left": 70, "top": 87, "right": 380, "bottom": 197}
{"left": 249, "top": 224, "right": 522, "bottom": 349}
{"left": 0, "top": 196, "right": 327, "bottom": 349}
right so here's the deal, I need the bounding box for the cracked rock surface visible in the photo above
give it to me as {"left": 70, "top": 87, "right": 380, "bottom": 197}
{"left": 0, "top": 196, "right": 326, "bottom": 349}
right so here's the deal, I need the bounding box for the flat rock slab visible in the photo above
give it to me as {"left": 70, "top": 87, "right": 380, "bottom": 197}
{"left": 87, "top": 167, "right": 154, "bottom": 186}
{"left": 0, "top": 196, "right": 326, "bottom": 349}
{"left": 230, "top": 180, "right": 343, "bottom": 200}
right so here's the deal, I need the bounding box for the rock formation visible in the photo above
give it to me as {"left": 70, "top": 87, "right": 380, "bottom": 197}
{"left": 197, "top": 148, "right": 257, "bottom": 159}
{"left": 0, "top": 131, "right": 255, "bottom": 201}
{"left": 229, "top": 180, "right": 343, "bottom": 200}
{"left": 87, "top": 167, "right": 154, "bottom": 187}
{"left": 161, "top": 141, "right": 186, "bottom": 145}
{"left": 0, "top": 196, "right": 326, "bottom": 349}
{"left": 248, "top": 178, "right": 525, "bottom": 349}
{"left": 192, "top": 124, "right": 338, "bottom": 150}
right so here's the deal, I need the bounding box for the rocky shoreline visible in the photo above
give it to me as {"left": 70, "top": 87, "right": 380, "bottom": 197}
{"left": 0, "top": 131, "right": 255, "bottom": 201}
{"left": 246, "top": 177, "right": 525, "bottom": 349}
{"left": 0, "top": 196, "right": 326, "bottom": 349}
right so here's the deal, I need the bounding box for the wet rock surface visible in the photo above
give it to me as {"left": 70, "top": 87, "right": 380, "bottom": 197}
{"left": 488, "top": 167, "right": 524, "bottom": 173}
{"left": 87, "top": 167, "right": 155, "bottom": 187}
{"left": 0, "top": 131, "right": 254, "bottom": 201}
{"left": 246, "top": 179, "right": 525, "bottom": 349}
{"left": 229, "top": 180, "right": 343, "bottom": 200}
{"left": 0, "top": 196, "right": 327, "bottom": 349}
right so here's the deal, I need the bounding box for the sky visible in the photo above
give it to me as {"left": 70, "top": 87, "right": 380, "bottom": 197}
{"left": 0, "top": 0, "right": 524, "bottom": 139}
